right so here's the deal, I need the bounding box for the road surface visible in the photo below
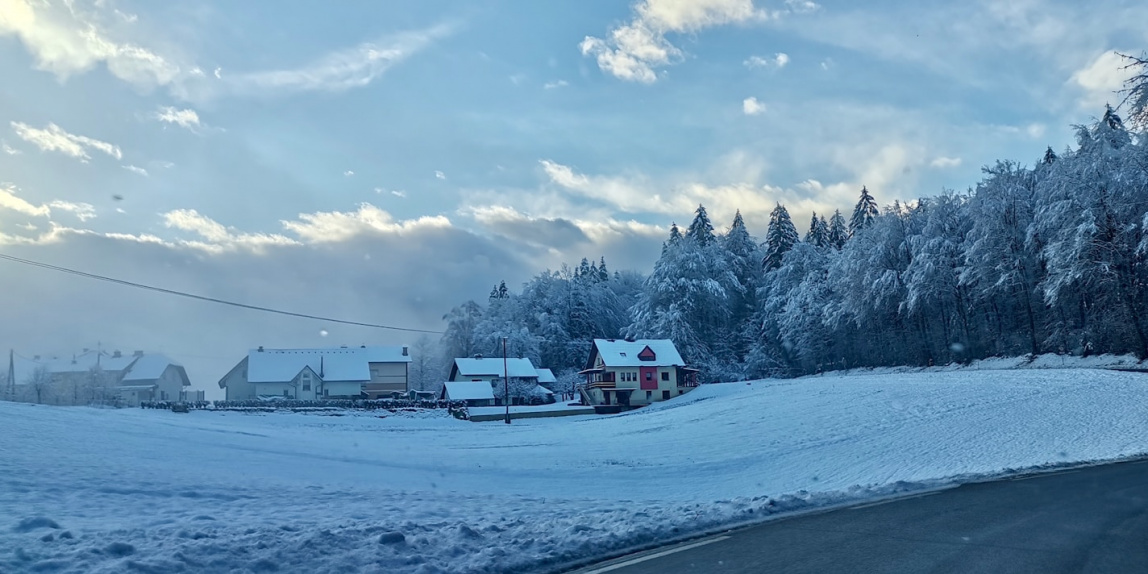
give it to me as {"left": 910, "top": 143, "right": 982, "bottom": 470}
{"left": 571, "top": 459, "right": 1148, "bottom": 573}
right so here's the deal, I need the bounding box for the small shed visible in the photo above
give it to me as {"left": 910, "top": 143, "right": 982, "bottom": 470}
{"left": 440, "top": 381, "right": 496, "bottom": 407}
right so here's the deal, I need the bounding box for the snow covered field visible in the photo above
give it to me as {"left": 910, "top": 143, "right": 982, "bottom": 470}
{"left": 4, "top": 365, "right": 1148, "bottom": 573}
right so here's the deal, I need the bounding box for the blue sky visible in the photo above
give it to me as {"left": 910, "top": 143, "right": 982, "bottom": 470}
{"left": 0, "top": 0, "right": 1145, "bottom": 389}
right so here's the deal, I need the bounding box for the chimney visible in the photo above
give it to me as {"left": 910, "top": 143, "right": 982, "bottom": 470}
{"left": 474, "top": 354, "right": 483, "bottom": 360}
{"left": 258, "top": 346, "right": 264, "bottom": 352}
{"left": 402, "top": 346, "right": 409, "bottom": 356}
{"left": 133, "top": 350, "right": 144, "bottom": 357}
{"left": 113, "top": 350, "right": 122, "bottom": 358}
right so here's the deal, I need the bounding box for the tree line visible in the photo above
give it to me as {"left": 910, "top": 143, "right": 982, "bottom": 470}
{"left": 432, "top": 56, "right": 1148, "bottom": 385}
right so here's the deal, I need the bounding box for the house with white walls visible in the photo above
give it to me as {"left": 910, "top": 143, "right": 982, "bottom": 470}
{"left": 578, "top": 339, "right": 699, "bottom": 408}
{"left": 6, "top": 349, "right": 191, "bottom": 406}
{"left": 217, "top": 345, "right": 410, "bottom": 400}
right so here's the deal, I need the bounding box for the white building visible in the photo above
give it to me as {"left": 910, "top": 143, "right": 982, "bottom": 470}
{"left": 578, "top": 339, "right": 699, "bottom": 408}
{"left": 448, "top": 356, "right": 556, "bottom": 404}
{"left": 6, "top": 349, "right": 191, "bottom": 406}
{"left": 218, "top": 346, "right": 411, "bottom": 401}
{"left": 440, "top": 381, "right": 496, "bottom": 406}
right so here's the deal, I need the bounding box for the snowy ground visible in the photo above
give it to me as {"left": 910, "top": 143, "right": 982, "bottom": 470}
{"left": 4, "top": 363, "right": 1148, "bottom": 573}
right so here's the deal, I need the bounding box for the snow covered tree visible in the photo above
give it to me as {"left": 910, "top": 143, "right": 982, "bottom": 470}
{"left": 441, "top": 301, "right": 483, "bottom": 361}
{"left": 409, "top": 335, "right": 445, "bottom": 392}
{"left": 763, "top": 203, "right": 799, "bottom": 270}
{"left": 686, "top": 204, "right": 716, "bottom": 245}
{"left": 1119, "top": 52, "right": 1148, "bottom": 129}
{"left": 828, "top": 210, "right": 848, "bottom": 249}
{"left": 850, "top": 186, "right": 880, "bottom": 236}
{"left": 27, "top": 365, "right": 51, "bottom": 404}
{"left": 805, "top": 212, "right": 830, "bottom": 247}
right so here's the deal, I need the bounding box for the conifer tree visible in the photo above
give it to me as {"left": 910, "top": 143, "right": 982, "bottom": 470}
{"left": 763, "top": 203, "right": 799, "bottom": 270}
{"left": 805, "top": 212, "right": 830, "bottom": 247}
{"left": 850, "top": 186, "right": 879, "bottom": 236}
{"left": 686, "top": 204, "right": 715, "bottom": 245}
{"left": 828, "top": 210, "right": 848, "bottom": 249}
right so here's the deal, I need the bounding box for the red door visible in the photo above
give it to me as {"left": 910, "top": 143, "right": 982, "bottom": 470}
{"left": 640, "top": 367, "right": 658, "bottom": 390}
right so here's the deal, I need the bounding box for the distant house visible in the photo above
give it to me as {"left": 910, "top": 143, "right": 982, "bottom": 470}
{"left": 217, "top": 346, "right": 411, "bottom": 401}
{"left": 7, "top": 349, "right": 191, "bottom": 406}
{"left": 440, "top": 381, "right": 496, "bottom": 406}
{"left": 448, "top": 356, "right": 557, "bottom": 404}
{"left": 535, "top": 368, "right": 557, "bottom": 389}
{"left": 578, "top": 339, "right": 699, "bottom": 408}
{"left": 449, "top": 356, "right": 540, "bottom": 384}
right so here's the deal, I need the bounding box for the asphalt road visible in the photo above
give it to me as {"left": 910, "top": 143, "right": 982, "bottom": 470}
{"left": 573, "top": 459, "right": 1148, "bottom": 574}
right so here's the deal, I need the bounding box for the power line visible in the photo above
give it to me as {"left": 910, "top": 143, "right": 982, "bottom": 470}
{"left": 0, "top": 252, "right": 443, "bottom": 334}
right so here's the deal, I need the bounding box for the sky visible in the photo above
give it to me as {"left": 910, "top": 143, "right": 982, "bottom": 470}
{"left": 1, "top": 0, "right": 1145, "bottom": 394}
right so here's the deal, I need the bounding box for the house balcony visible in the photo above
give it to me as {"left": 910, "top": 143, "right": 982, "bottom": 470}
{"left": 587, "top": 381, "right": 616, "bottom": 389}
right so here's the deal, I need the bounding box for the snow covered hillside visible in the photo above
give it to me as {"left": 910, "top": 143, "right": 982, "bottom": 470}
{"left": 4, "top": 367, "right": 1148, "bottom": 573}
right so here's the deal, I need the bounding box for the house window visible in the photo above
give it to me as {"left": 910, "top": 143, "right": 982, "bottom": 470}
{"left": 662, "top": 390, "right": 671, "bottom": 400}
{"left": 301, "top": 372, "right": 312, "bottom": 391}
{"left": 324, "top": 389, "right": 329, "bottom": 397}
{"left": 283, "top": 390, "right": 289, "bottom": 397}
{"left": 646, "top": 390, "right": 652, "bottom": 399}
{"left": 645, "top": 372, "right": 653, "bottom": 381}
{"left": 661, "top": 372, "right": 669, "bottom": 381}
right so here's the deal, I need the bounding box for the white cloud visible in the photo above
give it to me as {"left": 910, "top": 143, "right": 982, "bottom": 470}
{"left": 1, "top": 140, "right": 20, "bottom": 155}
{"left": 230, "top": 24, "right": 452, "bottom": 94}
{"left": 0, "top": 0, "right": 182, "bottom": 89}
{"left": 280, "top": 203, "right": 451, "bottom": 244}
{"left": 0, "top": 185, "right": 97, "bottom": 222}
{"left": 391, "top": 190, "right": 407, "bottom": 198}
{"left": 581, "top": 0, "right": 768, "bottom": 83}
{"left": 434, "top": 170, "right": 446, "bottom": 180}
{"left": 543, "top": 80, "right": 569, "bottom": 89}
{"left": 0, "top": 184, "right": 50, "bottom": 217}
{"left": 154, "top": 106, "right": 201, "bottom": 131}
{"left": 742, "top": 96, "right": 767, "bottom": 115}
{"left": 163, "top": 209, "right": 299, "bottom": 253}
{"left": 929, "top": 156, "right": 962, "bottom": 169}
{"left": 344, "top": 170, "right": 354, "bottom": 177}
{"left": 784, "top": 0, "right": 820, "bottom": 14}
{"left": 744, "top": 52, "right": 789, "bottom": 69}
{"left": 48, "top": 200, "right": 96, "bottom": 221}
{"left": 1026, "top": 123, "right": 1046, "bottom": 139}
{"left": 1071, "top": 50, "right": 1135, "bottom": 110}
{"left": 122, "top": 165, "right": 149, "bottom": 176}
{"left": 10, "top": 121, "right": 122, "bottom": 162}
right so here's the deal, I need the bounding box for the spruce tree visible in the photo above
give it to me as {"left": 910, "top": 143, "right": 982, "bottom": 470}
{"left": 850, "top": 186, "right": 879, "bottom": 236}
{"left": 597, "top": 257, "right": 610, "bottom": 282}
{"left": 828, "top": 210, "right": 848, "bottom": 249}
{"left": 763, "top": 203, "right": 799, "bottom": 270}
{"left": 686, "top": 204, "right": 715, "bottom": 245}
{"left": 1042, "top": 146, "right": 1057, "bottom": 165}
{"left": 805, "top": 212, "right": 830, "bottom": 247}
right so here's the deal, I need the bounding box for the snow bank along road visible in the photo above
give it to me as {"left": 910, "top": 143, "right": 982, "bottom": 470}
{"left": 574, "top": 459, "right": 1148, "bottom": 574}
{"left": 3, "top": 367, "right": 1148, "bottom": 573}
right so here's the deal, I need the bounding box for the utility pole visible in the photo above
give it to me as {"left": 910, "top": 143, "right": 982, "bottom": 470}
{"left": 6, "top": 349, "right": 14, "bottom": 399}
{"left": 503, "top": 336, "right": 510, "bottom": 424}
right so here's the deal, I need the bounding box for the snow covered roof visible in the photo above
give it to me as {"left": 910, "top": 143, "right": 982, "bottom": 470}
{"left": 247, "top": 346, "right": 409, "bottom": 383}
{"left": 535, "top": 368, "right": 556, "bottom": 384}
{"left": 453, "top": 357, "right": 539, "bottom": 379}
{"left": 442, "top": 381, "right": 496, "bottom": 401}
{"left": 122, "top": 354, "right": 183, "bottom": 382}
{"left": 591, "top": 339, "right": 685, "bottom": 367}
{"left": 8, "top": 350, "right": 186, "bottom": 386}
